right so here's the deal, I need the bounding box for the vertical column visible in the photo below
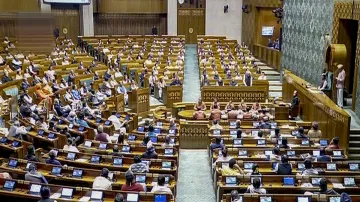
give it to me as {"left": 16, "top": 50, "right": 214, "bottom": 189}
{"left": 80, "top": 0, "right": 94, "bottom": 36}
{"left": 167, "top": 0, "right": 177, "bottom": 35}
{"left": 39, "top": 0, "right": 51, "bottom": 13}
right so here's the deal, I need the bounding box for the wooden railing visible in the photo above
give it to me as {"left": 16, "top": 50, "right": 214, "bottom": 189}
{"left": 253, "top": 44, "right": 281, "bottom": 71}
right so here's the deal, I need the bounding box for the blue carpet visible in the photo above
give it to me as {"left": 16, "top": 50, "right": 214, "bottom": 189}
{"left": 176, "top": 149, "right": 216, "bottom": 202}
{"left": 183, "top": 45, "right": 201, "bottom": 102}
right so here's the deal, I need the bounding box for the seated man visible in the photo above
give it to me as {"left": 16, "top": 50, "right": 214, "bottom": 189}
{"left": 25, "top": 163, "right": 48, "bottom": 184}
{"left": 8, "top": 121, "right": 28, "bottom": 140}
{"left": 274, "top": 155, "right": 292, "bottom": 175}
{"left": 210, "top": 105, "right": 222, "bottom": 121}
{"left": 299, "top": 159, "right": 318, "bottom": 176}
{"left": 92, "top": 168, "right": 112, "bottom": 190}
{"left": 71, "top": 85, "right": 81, "bottom": 100}
{"left": 46, "top": 150, "right": 62, "bottom": 166}
{"left": 308, "top": 121, "right": 322, "bottom": 138}
{"left": 54, "top": 98, "right": 71, "bottom": 117}
{"left": 141, "top": 143, "right": 158, "bottom": 159}
{"left": 151, "top": 175, "right": 173, "bottom": 195}
{"left": 210, "top": 137, "right": 224, "bottom": 151}
{"left": 95, "top": 125, "right": 111, "bottom": 143}
{"left": 229, "top": 78, "right": 238, "bottom": 86}
{"left": 246, "top": 177, "right": 266, "bottom": 194}
{"left": 327, "top": 137, "right": 340, "bottom": 149}
{"left": 210, "top": 98, "right": 220, "bottom": 110}
{"left": 194, "top": 98, "right": 206, "bottom": 111}
{"left": 221, "top": 158, "right": 244, "bottom": 175}
{"left": 129, "top": 156, "right": 149, "bottom": 173}
{"left": 108, "top": 111, "right": 127, "bottom": 133}
{"left": 121, "top": 170, "right": 144, "bottom": 192}
{"left": 316, "top": 148, "right": 331, "bottom": 162}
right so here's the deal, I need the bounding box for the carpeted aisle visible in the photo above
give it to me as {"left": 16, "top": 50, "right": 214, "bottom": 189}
{"left": 183, "top": 44, "right": 201, "bottom": 102}
{"left": 176, "top": 150, "right": 216, "bottom": 202}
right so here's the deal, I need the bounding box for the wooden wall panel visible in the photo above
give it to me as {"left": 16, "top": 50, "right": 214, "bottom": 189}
{"left": 177, "top": 0, "right": 206, "bottom": 8}
{"left": 52, "top": 9, "right": 80, "bottom": 43}
{"left": 0, "top": 0, "right": 39, "bottom": 12}
{"left": 256, "top": 8, "right": 281, "bottom": 46}
{"left": 242, "top": 0, "right": 282, "bottom": 51}
{"left": 0, "top": 14, "right": 17, "bottom": 37}
{"left": 98, "top": 0, "right": 167, "bottom": 13}
{"left": 94, "top": 14, "right": 167, "bottom": 35}
{"left": 177, "top": 8, "right": 205, "bottom": 44}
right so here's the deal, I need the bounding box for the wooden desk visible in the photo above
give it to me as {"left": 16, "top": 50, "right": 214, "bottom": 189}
{"left": 283, "top": 71, "right": 351, "bottom": 153}
{"left": 275, "top": 104, "right": 290, "bottom": 120}
{"left": 163, "top": 86, "right": 183, "bottom": 108}
{"left": 253, "top": 44, "right": 281, "bottom": 71}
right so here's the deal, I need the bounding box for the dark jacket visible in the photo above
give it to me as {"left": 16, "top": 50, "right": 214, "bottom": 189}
{"left": 142, "top": 147, "right": 158, "bottom": 159}
{"left": 317, "top": 155, "right": 331, "bottom": 162}
{"left": 277, "top": 163, "right": 292, "bottom": 175}
{"left": 25, "top": 154, "right": 39, "bottom": 162}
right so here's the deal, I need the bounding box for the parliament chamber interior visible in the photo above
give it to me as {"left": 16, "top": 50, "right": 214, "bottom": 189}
{"left": 0, "top": 0, "right": 360, "bottom": 202}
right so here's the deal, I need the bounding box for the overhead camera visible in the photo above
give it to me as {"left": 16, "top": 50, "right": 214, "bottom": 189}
{"left": 272, "top": 7, "right": 283, "bottom": 23}
{"left": 242, "top": 5, "right": 249, "bottom": 14}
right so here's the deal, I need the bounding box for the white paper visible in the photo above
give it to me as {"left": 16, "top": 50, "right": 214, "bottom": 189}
{"left": 78, "top": 196, "right": 91, "bottom": 202}
{"left": 50, "top": 193, "right": 61, "bottom": 199}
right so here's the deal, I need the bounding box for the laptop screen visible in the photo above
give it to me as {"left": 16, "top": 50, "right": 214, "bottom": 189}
{"left": 238, "top": 150, "right": 247, "bottom": 156}
{"left": 3, "top": 180, "right": 15, "bottom": 190}
{"left": 272, "top": 162, "right": 278, "bottom": 170}
{"left": 162, "top": 161, "right": 171, "bottom": 169}
{"left": 233, "top": 139, "right": 242, "bottom": 145}
{"left": 297, "top": 163, "right": 305, "bottom": 170}
{"left": 264, "top": 150, "right": 272, "bottom": 156}
{"left": 113, "top": 158, "right": 123, "bottom": 166}
{"left": 0, "top": 137, "right": 7, "bottom": 143}
{"left": 90, "top": 190, "right": 103, "bottom": 200}
{"left": 312, "top": 150, "right": 320, "bottom": 157}
{"left": 154, "top": 194, "right": 167, "bottom": 202}
{"left": 84, "top": 141, "right": 92, "bottom": 147}
{"left": 12, "top": 141, "right": 20, "bottom": 147}
{"left": 128, "top": 135, "right": 136, "bottom": 141}
{"left": 96, "top": 118, "right": 102, "bottom": 123}
{"left": 327, "top": 163, "right": 337, "bottom": 170}
{"left": 67, "top": 152, "right": 76, "bottom": 160}
{"left": 154, "top": 128, "right": 161, "bottom": 134}
{"left": 283, "top": 177, "right": 294, "bottom": 185}
{"left": 61, "top": 188, "right": 73, "bottom": 197}
{"left": 99, "top": 143, "right": 107, "bottom": 150}
{"left": 311, "top": 178, "right": 322, "bottom": 185}
{"left": 104, "top": 120, "right": 111, "bottom": 126}
{"left": 257, "top": 139, "right": 265, "bottom": 145}
{"left": 230, "top": 130, "right": 237, "bottom": 136}
{"left": 225, "top": 176, "right": 237, "bottom": 185}
{"left": 48, "top": 133, "right": 55, "bottom": 139}
{"left": 38, "top": 130, "right": 44, "bottom": 136}
{"left": 8, "top": 159, "right": 18, "bottom": 168}
{"left": 251, "top": 130, "right": 259, "bottom": 136}
{"left": 320, "top": 139, "right": 328, "bottom": 147}
{"left": 78, "top": 126, "right": 84, "bottom": 132}
{"left": 287, "top": 151, "right": 295, "bottom": 156}
{"left": 150, "top": 136, "right": 158, "bottom": 143}
{"left": 165, "top": 148, "right": 174, "bottom": 155}
{"left": 157, "top": 122, "right": 163, "bottom": 127}
{"left": 244, "top": 162, "right": 254, "bottom": 169}
{"left": 72, "top": 169, "right": 83, "bottom": 177}
{"left": 51, "top": 167, "right": 62, "bottom": 175}
{"left": 344, "top": 177, "right": 355, "bottom": 186}
{"left": 29, "top": 184, "right": 42, "bottom": 194}
{"left": 168, "top": 129, "right": 176, "bottom": 134}
{"left": 213, "top": 129, "right": 221, "bottom": 136}
{"left": 138, "top": 126, "right": 144, "bottom": 132}
{"left": 126, "top": 193, "right": 139, "bottom": 202}
{"left": 349, "top": 163, "right": 359, "bottom": 171}
{"left": 229, "top": 121, "right": 236, "bottom": 127}
{"left": 122, "top": 145, "right": 130, "bottom": 152}
{"left": 297, "top": 196, "right": 311, "bottom": 202}
{"left": 135, "top": 175, "right": 146, "bottom": 183}
{"left": 91, "top": 156, "right": 100, "bottom": 163}
{"left": 329, "top": 196, "right": 341, "bottom": 202}
{"left": 260, "top": 196, "right": 272, "bottom": 202}
{"left": 301, "top": 139, "right": 309, "bottom": 145}
{"left": 333, "top": 150, "right": 342, "bottom": 157}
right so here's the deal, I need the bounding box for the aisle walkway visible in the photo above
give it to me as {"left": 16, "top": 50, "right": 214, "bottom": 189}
{"left": 183, "top": 44, "right": 201, "bottom": 102}
{"left": 176, "top": 150, "right": 215, "bottom": 202}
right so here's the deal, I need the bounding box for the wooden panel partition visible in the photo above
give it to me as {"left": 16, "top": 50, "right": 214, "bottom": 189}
{"left": 282, "top": 70, "right": 350, "bottom": 153}
{"left": 179, "top": 121, "right": 209, "bottom": 149}
{"left": 253, "top": 44, "right": 281, "bottom": 71}
{"left": 128, "top": 88, "right": 150, "bottom": 116}
{"left": 201, "top": 81, "right": 269, "bottom": 102}
{"left": 163, "top": 86, "right": 183, "bottom": 108}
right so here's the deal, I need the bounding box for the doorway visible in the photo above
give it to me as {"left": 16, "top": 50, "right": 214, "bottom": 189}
{"left": 177, "top": 8, "right": 205, "bottom": 44}
{"left": 338, "top": 19, "right": 358, "bottom": 103}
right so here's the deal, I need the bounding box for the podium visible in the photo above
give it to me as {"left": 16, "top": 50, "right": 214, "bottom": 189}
{"left": 163, "top": 86, "right": 183, "bottom": 108}
{"left": 128, "top": 88, "right": 150, "bottom": 116}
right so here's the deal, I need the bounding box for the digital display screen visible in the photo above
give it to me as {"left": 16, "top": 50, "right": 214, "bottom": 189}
{"left": 262, "top": 26, "right": 274, "bottom": 36}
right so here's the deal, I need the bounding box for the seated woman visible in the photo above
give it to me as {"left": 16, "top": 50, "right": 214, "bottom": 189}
{"left": 35, "top": 83, "right": 53, "bottom": 106}
{"left": 251, "top": 102, "right": 262, "bottom": 111}
{"left": 246, "top": 177, "right": 266, "bottom": 194}
{"left": 210, "top": 98, "right": 220, "bottom": 110}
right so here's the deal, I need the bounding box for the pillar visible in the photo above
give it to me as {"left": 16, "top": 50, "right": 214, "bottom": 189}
{"left": 167, "top": 0, "right": 177, "bottom": 35}
{"left": 80, "top": 0, "right": 94, "bottom": 36}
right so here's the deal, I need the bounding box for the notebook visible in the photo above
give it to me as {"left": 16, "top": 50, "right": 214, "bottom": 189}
{"left": 150, "top": 136, "right": 158, "bottom": 143}
{"left": 168, "top": 129, "right": 176, "bottom": 135}
{"left": 251, "top": 130, "right": 259, "bottom": 137}
{"left": 229, "top": 121, "right": 236, "bottom": 128}
{"left": 128, "top": 135, "right": 136, "bottom": 142}
{"left": 301, "top": 139, "right": 310, "bottom": 146}
{"left": 156, "top": 122, "right": 163, "bottom": 127}
{"left": 272, "top": 162, "right": 278, "bottom": 170}
{"left": 12, "top": 141, "right": 20, "bottom": 147}
{"left": 264, "top": 150, "right": 272, "bottom": 156}
{"left": 0, "top": 137, "right": 7, "bottom": 143}
{"left": 104, "top": 120, "right": 111, "bottom": 126}
{"left": 138, "top": 126, "right": 144, "bottom": 132}
{"left": 78, "top": 126, "right": 84, "bottom": 132}
{"left": 154, "top": 128, "right": 161, "bottom": 134}
{"left": 96, "top": 118, "right": 102, "bottom": 123}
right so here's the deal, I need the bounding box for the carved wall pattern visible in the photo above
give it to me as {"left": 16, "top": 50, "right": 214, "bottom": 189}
{"left": 332, "top": 2, "right": 353, "bottom": 44}
{"left": 202, "top": 92, "right": 266, "bottom": 102}
{"left": 138, "top": 95, "right": 149, "bottom": 104}
{"left": 281, "top": 0, "right": 334, "bottom": 85}
{"left": 169, "top": 92, "right": 182, "bottom": 100}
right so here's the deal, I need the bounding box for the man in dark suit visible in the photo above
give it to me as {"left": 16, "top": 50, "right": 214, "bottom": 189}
{"left": 151, "top": 25, "right": 158, "bottom": 35}
{"left": 53, "top": 26, "right": 59, "bottom": 39}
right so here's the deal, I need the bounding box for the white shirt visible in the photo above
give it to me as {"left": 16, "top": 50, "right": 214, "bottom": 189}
{"left": 151, "top": 185, "right": 172, "bottom": 195}
{"left": 108, "top": 115, "right": 125, "bottom": 131}
{"left": 92, "top": 176, "right": 112, "bottom": 190}
{"left": 63, "top": 145, "right": 79, "bottom": 153}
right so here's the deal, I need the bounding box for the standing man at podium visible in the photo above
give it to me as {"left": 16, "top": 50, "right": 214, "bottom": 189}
{"left": 336, "top": 64, "right": 345, "bottom": 108}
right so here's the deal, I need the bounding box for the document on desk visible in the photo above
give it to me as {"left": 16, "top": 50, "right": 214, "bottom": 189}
{"left": 50, "top": 193, "right": 61, "bottom": 199}
{"left": 332, "top": 183, "right": 345, "bottom": 189}
{"left": 79, "top": 196, "right": 91, "bottom": 202}
{"left": 75, "top": 158, "right": 89, "bottom": 163}
{"left": 301, "top": 183, "right": 313, "bottom": 188}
